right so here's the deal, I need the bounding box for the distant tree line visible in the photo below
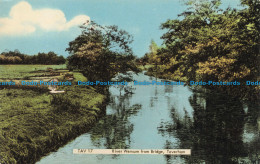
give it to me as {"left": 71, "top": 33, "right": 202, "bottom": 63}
{"left": 0, "top": 50, "right": 66, "bottom": 64}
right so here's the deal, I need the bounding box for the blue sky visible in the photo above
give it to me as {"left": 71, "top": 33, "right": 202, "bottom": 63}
{"left": 0, "top": 0, "right": 241, "bottom": 57}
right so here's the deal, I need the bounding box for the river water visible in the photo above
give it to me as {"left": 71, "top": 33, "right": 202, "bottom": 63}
{"left": 38, "top": 72, "right": 260, "bottom": 164}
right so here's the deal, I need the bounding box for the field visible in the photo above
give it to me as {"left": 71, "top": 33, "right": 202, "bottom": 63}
{"left": 0, "top": 65, "right": 66, "bottom": 79}
{"left": 0, "top": 65, "right": 105, "bottom": 164}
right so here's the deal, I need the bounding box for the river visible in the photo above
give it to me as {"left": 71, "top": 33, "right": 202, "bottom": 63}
{"left": 37, "top": 72, "right": 260, "bottom": 164}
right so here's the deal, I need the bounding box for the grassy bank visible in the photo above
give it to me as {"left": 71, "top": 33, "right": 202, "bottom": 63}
{"left": 0, "top": 65, "right": 106, "bottom": 164}
{"left": 0, "top": 87, "right": 105, "bottom": 164}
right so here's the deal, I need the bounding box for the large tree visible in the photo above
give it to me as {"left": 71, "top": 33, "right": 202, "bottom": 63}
{"left": 156, "top": 0, "right": 259, "bottom": 83}
{"left": 66, "top": 21, "right": 139, "bottom": 82}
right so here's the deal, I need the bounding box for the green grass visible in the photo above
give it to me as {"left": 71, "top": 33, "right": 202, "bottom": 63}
{"left": 71, "top": 72, "right": 88, "bottom": 82}
{"left": 0, "top": 87, "right": 105, "bottom": 164}
{"left": 0, "top": 65, "right": 66, "bottom": 79}
{"left": 0, "top": 65, "right": 106, "bottom": 164}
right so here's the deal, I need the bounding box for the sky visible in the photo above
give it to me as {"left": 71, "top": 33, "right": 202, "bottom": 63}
{"left": 0, "top": 0, "right": 242, "bottom": 57}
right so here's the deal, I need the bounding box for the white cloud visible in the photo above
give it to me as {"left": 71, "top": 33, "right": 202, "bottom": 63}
{"left": 0, "top": 1, "right": 90, "bottom": 36}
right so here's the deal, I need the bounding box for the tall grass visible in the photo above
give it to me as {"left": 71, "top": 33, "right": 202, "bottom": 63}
{"left": 0, "top": 86, "right": 105, "bottom": 164}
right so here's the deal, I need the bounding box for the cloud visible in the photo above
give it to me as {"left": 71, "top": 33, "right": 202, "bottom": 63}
{"left": 0, "top": 1, "right": 90, "bottom": 36}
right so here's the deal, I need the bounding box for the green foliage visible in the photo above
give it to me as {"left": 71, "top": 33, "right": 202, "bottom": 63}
{"left": 147, "top": 0, "right": 259, "bottom": 90}
{"left": 0, "top": 50, "right": 66, "bottom": 65}
{"left": 147, "top": 39, "right": 160, "bottom": 64}
{"left": 66, "top": 21, "right": 140, "bottom": 82}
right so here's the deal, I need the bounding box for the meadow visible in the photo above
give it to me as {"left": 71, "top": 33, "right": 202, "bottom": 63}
{"left": 0, "top": 65, "right": 66, "bottom": 79}
{"left": 0, "top": 65, "right": 106, "bottom": 164}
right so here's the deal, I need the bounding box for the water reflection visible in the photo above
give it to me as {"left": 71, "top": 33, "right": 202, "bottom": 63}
{"left": 90, "top": 92, "right": 141, "bottom": 149}
{"left": 38, "top": 73, "right": 259, "bottom": 164}
{"left": 159, "top": 91, "right": 260, "bottom": 164}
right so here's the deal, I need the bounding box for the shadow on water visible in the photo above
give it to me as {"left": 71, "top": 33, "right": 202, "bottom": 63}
{"left": 90, "top": 92, "right": 141, "bottom": 150}
{"left": 38, "top": 73, "right": 259, "bottom": 164}
{"left": 158, "top": 91, "right": 260, "bottom": 164}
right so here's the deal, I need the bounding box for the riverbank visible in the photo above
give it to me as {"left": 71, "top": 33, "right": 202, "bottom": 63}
{"left": 37, "top": 72, "right": 260, "bottom": 164}
{"left": 0, "top": 65, "right": 107, "bottom": 164}
{"left": 0, "top": 86, "right": 106, "bottom": 164}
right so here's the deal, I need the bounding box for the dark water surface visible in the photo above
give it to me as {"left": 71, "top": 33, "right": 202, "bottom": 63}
{"left": 38, "top": 73, "right": 260, "bottom": 164}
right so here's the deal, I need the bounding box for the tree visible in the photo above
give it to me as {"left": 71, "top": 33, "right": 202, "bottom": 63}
{"left": 159, "top": 0, "right": 224, "bottom": 80}
{"left": 147, "top": 40, "right": 159, "bottom": 64}
{"left": 0, "top": 50, "right": 65, "bottom": 64}
{"left": 66, "top": 21, "right": 139, "bottom": 82}
{"left": 240, "top": 0, "right": 260, "bottom": 76}
{"left": 143, "top": 0, "right": 259, "bottom": 98}
{"left": 156, "top": 0, "right": 259, "bottom": 83}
